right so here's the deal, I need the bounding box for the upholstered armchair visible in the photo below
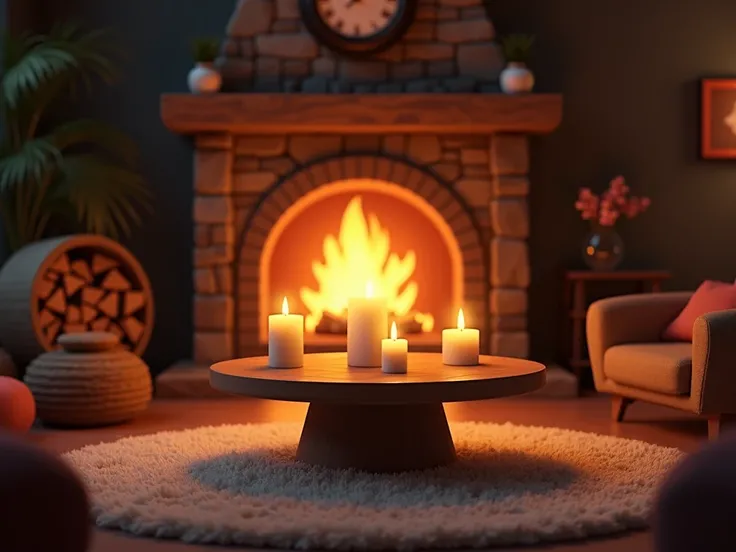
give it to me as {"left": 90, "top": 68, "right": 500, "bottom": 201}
{"left": 587, "top": 292, "right": 736, "bottom": 440}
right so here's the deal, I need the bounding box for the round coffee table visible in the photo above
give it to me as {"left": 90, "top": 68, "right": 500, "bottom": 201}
{"left": 210, "top": 352, "right": 545, "bottom": 473}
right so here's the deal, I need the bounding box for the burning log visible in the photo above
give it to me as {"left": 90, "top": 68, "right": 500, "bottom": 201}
{"left": 314, "top": 311, "right": 428, "bottom": 335}
{"left": 394, "top": 313, "right": 425, "bottom": 335}
{"left": 315, "top": 311, "right": 347, "bottom": 334}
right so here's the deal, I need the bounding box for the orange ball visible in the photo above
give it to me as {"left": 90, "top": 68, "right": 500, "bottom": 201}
{"left": 0, "top": 377, "right": 36, "bottom": 432}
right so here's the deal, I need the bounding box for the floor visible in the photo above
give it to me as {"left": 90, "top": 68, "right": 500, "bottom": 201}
{"left": 29, "top": 394, "right": 707, "bottom": 552}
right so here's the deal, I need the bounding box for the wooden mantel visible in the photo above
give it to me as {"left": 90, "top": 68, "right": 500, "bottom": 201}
{"left": 161, "top": 93, "right": 562, "bottom": 135}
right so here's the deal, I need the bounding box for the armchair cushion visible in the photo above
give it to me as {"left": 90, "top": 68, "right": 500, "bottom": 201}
{"left": 662, "top": 280, "right": 736, "bottom": 341}
{"left": 604, "top": 343, "right": 692, "bottom": 395}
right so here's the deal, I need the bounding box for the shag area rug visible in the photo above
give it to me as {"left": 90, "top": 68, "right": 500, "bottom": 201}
{"left": 64, "top": 422, "right": 683, "bottom": 550}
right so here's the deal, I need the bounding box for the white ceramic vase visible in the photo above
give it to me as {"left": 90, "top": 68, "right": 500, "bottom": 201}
{"left": 187, "top": 62, "right": 222, "bottom": 94}
{"left": 500, "top": 62, "right": 535, "bottom": 94}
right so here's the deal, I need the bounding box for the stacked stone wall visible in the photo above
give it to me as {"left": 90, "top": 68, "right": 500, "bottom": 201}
{"left": 190, "top": 132, "right": 531, "bottom": 363}
{"left": 218, "top": 0, "right": 503, "bottom": 93}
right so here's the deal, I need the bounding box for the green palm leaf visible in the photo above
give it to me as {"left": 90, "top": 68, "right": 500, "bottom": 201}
{"left": 48, "top": 119, "right": 138, "bottom": 165}
{"left": 0, "top": 139, "right": 60, "bottom": 192}
{"left": 47, "top": 22, "right": 121, "bottom": 95}
{"left": 2, "top": 32, "right": 39, "bottom": 68}
{"left": 54, "top": 154, "right": 152, "bottom": 239}
{"left": 1, "top": 44, "right": 77, "bottom": 109}
{"left": 0, "top": 23, "right": 151, "bottom": 252}
{"left": 2, "top": 24, "right": 121, "bottom": 111}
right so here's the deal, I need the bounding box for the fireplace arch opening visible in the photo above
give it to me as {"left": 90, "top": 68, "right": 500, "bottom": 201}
{"left": 259, "top": 178, "right": 464, "bottom": 347}
{"left": 235, "top": 155, "right": 488, "bottom": 355}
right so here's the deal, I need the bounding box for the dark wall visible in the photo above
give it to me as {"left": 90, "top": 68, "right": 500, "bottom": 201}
{"left": 489, "top": 0, "right": 736, "bottom": 361}
{"left": 25, "top": 0, "right": 736, "bottom": 372}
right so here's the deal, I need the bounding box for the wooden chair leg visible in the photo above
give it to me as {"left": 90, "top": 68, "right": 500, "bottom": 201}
{"left": 708, "top": 416, "right": 721, "bottom": 441}
{"left": 611, "top": 395, "right": 634, "bottom": 422}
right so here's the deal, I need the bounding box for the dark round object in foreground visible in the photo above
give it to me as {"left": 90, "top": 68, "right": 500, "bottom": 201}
{"left": 653, "top": 433, "right": 736, "bottom": 552}
{"left": 0, "top": 433, "right": 90, "bottom": 552}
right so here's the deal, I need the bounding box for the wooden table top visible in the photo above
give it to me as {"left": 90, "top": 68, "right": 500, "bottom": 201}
{"left": 210, "top": 353, "right": 546, "bottom": 405}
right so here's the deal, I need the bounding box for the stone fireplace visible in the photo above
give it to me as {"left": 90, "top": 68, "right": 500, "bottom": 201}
{"left": 157, "top": 0, "right": 562, "bottom": 395}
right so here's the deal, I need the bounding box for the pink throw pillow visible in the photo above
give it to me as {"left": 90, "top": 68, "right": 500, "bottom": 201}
{"left": 662, "top": 280, "right": 736, "bottom": 341}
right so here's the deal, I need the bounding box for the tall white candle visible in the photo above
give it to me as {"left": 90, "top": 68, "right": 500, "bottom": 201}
{"left": 268, "top": 297, "right": 304, "bottom": 368}
{"left": 382, "top": 321, "right": 408, "bottom": 374}
{"left": 347, "top": 282, "right": 388, "bottom": 367}
{"left": 442, "top": 308, "right": 480, "bottom": 366}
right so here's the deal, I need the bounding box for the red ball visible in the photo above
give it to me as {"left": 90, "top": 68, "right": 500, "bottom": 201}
{"left": 0, "top": 377, "right": 36, "bottom": 432}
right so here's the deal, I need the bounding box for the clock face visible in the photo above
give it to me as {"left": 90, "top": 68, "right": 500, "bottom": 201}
{"left": 317, "top": 0, "right": 399, "bottom": 39}
{"left": 300, "top": 0, "right": 416, "bottom": 56}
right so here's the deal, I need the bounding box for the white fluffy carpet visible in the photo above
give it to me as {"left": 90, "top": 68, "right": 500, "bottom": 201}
{"left": 63, "top": 422, "right": 683, "bottom": 550}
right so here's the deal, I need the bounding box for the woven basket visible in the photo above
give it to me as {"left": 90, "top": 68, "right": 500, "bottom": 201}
{"left": 24, "top": 332, "right": 152, "bottom": 427}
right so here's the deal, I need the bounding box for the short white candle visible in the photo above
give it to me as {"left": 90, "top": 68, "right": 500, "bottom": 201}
{"left": 268, "top": 297, "right": 304, "bottom": 368}
{"left": 382, "top": 321, "right": 408, "bottom": 374}
{"left": 442, "top": 308, "right": 480, "bottom": 366}
{"left": 347, "top": 282, "right": 388, "bottom": 367}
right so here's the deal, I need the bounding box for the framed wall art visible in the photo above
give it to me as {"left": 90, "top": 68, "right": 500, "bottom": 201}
{"left": 701, "top": 78, "right": 736, "bottom": 159}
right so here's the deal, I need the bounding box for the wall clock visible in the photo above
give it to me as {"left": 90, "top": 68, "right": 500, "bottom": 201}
{"left": 299, "top": 0, "right": 417, "bottom": 56}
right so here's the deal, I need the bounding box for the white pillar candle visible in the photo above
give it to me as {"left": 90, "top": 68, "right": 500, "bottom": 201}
{"left": 382, "top": 322, "right": 408, "bottom": 374}
{"left": 347, "top": 282, "right": 388, "bottom": 367}
{"left": 268, "top": 297, "right": 304, "bottom": 368}
{"left": 442, "top": 308, "right": 480, "bottom": 366}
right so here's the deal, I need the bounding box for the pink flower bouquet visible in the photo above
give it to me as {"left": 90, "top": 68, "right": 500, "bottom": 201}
{"left": 575, "top": 175, "right": 651, "bottom": 227}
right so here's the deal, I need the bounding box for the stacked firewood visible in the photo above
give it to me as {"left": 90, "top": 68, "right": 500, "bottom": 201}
{"left": 35, "top": 252, "right": 148, "bottom": 350}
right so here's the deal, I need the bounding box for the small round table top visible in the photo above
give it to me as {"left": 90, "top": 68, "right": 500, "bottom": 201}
{"left": 210, "top": 353, "right": 546, "bottom": 405}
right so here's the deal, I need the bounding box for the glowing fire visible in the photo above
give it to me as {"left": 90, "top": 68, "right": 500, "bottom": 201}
{"left": 300, "top": 195, "right": 434, "bottom": 333}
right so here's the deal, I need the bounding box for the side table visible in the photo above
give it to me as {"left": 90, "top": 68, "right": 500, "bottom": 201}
{"left": 564, "top": 270, "right": 672, "bottom": 395}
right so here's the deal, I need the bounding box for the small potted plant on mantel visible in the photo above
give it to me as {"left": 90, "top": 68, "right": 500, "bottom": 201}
{"left": 499, "top": 34, "right": 535, "bottom": 94}
{"left": 188, "top": 37, "right": 222, "bottom": 94}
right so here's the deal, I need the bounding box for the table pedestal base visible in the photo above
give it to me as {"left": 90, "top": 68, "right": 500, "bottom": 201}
{"left": 296, "top": 403, "right": 456, "bottom": 472}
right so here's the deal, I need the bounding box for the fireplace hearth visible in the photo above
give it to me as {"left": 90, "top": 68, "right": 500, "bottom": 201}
{"left": 156, "top": 0, "right": 562, "bottom": 397}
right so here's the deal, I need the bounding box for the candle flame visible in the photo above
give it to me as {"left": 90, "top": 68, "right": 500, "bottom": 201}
{"left": 457, "top": 308, "right": 465, "bottom": 331}
{"left": 365, "top": 281, "right": 374, "bottom": 298}
{"left": 390, "top": 321, "right": 398, "bottom": 340}
{"left": 282, "top": 296, "right": 289, "bottom": 316}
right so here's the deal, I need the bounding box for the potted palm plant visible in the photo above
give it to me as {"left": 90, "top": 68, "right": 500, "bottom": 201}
{"left": 188, "top": 37, "right": 222, "bottom": 94}
{"left": 0, "top": 23, "right": 151, "bottom": 253}
{"left": 499, "top": 34, "right": 535, "bottom": 94}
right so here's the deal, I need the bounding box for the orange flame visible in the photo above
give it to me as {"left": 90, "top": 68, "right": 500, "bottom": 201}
{"left": 300, "top": 195, "right": 434, "bottom": 333}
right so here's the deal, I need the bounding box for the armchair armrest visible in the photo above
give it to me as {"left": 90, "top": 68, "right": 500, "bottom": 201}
{"left": 587, "top": 292, "right": 692, "bottom": 387}
{"left": 693, "top": 310, "right": 736, "bottom": 414}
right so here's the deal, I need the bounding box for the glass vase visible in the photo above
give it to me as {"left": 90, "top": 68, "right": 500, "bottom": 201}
{"left": 582, "top": 226, "right": 624, "bottom": 271}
